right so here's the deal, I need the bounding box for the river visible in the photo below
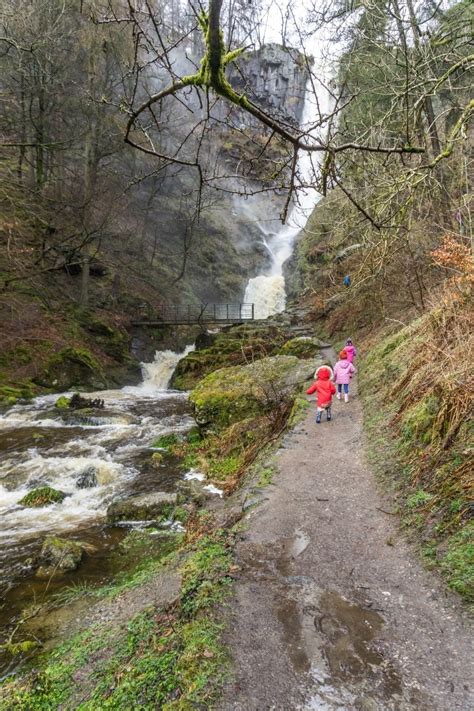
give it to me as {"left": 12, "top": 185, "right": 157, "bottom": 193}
{"left": 0, "top": 347, "right": 199, "bottom": 675}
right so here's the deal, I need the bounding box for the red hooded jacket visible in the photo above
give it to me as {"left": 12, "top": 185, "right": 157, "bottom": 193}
{"left": 306, "top": 367, "right": 336, "bottom": 408}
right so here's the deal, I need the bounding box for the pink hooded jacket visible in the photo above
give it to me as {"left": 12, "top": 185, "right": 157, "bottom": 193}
{"left": 345, "top": 344, "right": 356, "bottom": 363}
{"left": 333, "top": 358, "right": 356, "bottom": 384}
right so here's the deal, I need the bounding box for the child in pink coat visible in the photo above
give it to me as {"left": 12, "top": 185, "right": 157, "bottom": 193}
{"left": 334, "top": 350, "right": 356, "bottom": 402}
{"left": 345, "top": 339, "right": 357, "bottom": 363}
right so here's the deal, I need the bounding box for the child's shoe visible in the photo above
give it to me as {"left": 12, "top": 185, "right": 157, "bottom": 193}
{"left": 344, "top": 393, "right": 349, "bottom": 403}
{"left": 327, "top": 408, "right": 332, "bottom": 421}
{"left": 336, "top": 392, "right": 341, "bottom": 400}
{"left": 316, "top": 413, "right": 321, "bottom": 424}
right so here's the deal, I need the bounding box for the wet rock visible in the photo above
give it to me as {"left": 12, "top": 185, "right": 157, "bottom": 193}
{"left": 229, "top": 44, "right": 308, "bottom": 126}
{"left": 214, "top": 506, "right": 244, "bottom": 530}
{"left": 76, "top": 465, "right": 98, "bottom": 489}
{"left": 61, "top": 407, "right": 137, "bottom": 426}
{"left": 35, "top": 536, "right": 84, "bottom": 578}
{"left": 176, "top": 480, "right": 207, "bottom": 506}
{"left": 69, "top": 393, "right": 105, "bottom": 409}
{"left": 19, "top": 486, "right": 66, "bottom": 508}
{"left": 354, "top": 697, "right": 379, "bottom": 711}
{"left": 107, "top": 492, "right": 177, "bottom": 524}
{"left": 33, "top": 347, "right": 107, "bottom": 390}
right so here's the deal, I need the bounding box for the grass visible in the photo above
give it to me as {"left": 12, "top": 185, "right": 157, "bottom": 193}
{"left": 0, "top": 528, "right": 233, "bottom": 710}
{"left": 360, "top": 295, "right": 474, "bottom": 603}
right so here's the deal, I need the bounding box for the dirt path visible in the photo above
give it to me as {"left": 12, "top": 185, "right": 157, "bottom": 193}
{"left": 219, "top": 368, "right": 473, "bottom": 710}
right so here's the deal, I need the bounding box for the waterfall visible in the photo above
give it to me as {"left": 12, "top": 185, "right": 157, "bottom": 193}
{"left": 128, "top": 344, "right": 195, "bottom": 394}
{"left": 244, "top": 80, "right": 328, "bottom": 319}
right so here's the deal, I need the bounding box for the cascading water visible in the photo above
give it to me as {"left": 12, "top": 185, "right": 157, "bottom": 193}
{"left": 0, "top": 347, "right": 195, "bottom": 595}
{"left": 244, "top": 81, "right": 329, "bottom": 319}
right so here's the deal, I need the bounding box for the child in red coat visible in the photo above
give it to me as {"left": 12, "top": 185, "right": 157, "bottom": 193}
{"left": 306, "top": 365, "right": 336, "bottom": 423}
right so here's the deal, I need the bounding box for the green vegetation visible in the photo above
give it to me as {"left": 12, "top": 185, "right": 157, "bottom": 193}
{"left": 360, "top": 297, "right": 473, "bottom": 602}
{"left": 440, "top": 523, "right": 474, "bottom": 601}
{"left": 152, "top": 433, "right": 181, "bottom": 449}
{"left": 170, "top": 324, "right": 289, "bottom": 390}
{"left": 19, "top": 487, "right": 66, "bottom": 508}
{"left": 0, "top": 529, "right": 232, "bottom": 710}
{"left": 0, "top": 382, "right": 35, "bottom": 406}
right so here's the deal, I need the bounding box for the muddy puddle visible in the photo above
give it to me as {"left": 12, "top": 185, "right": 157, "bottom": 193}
{"left": 238, "top": 529, "right": 409, "bottom": 709}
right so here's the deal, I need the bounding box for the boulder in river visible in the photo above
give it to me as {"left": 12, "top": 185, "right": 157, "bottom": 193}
{"left": 19, "top": 486, "right": 66, "bottom": 508}
{"left": 61, "top": 407, "right": 137, "bottom": 426}
{"left": 35, "top": 536, "right": 84, "bottom": 578}
{"left": 76, "top": 465, "right": 98, "bottom": 489}
{"left": 106, "top": 492, "right": 177, "bottom": 525}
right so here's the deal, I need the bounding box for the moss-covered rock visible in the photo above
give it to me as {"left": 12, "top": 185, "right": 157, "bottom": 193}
{"left": 55, "top": 395, "right": 71, "bottom": 409}
{"left": 189, "top": 355, "right": 321, "bottom": 430}
{"left": 170, "top": 324, "right": 290, "bottom": 390}
{"left": 106, "top": 492, "right": 178, "bottom": 524}
{"left": 19, "top": 486, "right": 66, "bottom": 508}
{"left": 0, "top": 382, "right": 35, "bottom": 406}
{"left": 278, "top": 336, "right": 326, "bottom": 359}
{"left": 33, "top": 347, "right": 106, "bottom": 391}
{"left": 176, "top": 480, "right": 208, "bottom": 506}
{"left": 35, "top": 536, "right": 84, "bottom": 578}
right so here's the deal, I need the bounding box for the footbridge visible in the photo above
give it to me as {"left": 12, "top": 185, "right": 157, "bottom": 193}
{"left": 132, "top": 303, "right": 256, "bottom": 326}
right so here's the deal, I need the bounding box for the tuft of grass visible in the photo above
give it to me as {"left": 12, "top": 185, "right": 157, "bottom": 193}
{"left": 440, "top": 523, "right": 474, "bottom": 602}
{"left": 406, "top": 490, "right": 433, "bottom": 509}
{"left": 152, "top": 433, "right": 180, "bottom": 450}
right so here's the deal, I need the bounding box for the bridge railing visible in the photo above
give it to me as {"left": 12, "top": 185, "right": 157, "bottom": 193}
{"left": 149, "top": 303, "right": 255, "bottom": 324}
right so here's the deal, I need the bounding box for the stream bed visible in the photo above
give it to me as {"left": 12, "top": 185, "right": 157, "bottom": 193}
{"left": 0, "top": 349, "right": 197, "bottom": 676}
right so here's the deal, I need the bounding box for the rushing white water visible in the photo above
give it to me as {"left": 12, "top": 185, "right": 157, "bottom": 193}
{"left": 125, "top": 344, "right": 195, "bottom": 394}
{"left": 0, "top": 347, "right": 195, "bottom": 554}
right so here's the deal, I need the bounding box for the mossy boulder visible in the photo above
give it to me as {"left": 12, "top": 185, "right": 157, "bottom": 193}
{"left": 278, "top": 337, "right": 326, "bottom": 359}
{"left": 106, "top": 492, "right": 178, "bottom": 525}
{"left": 81, "top": 316, "right": 131, "bottom": 362}
{"left": 35, "top": 536, "right": 85, "bottom": 578}
{"left": 170, "top": 324, "right": 289, "bottom": 390}
{"left": 189, "top": 355, "right": 323, "bottom": 430}
{"left": 19, "top": 486, "right": 66, "bottom": 508}
{"left": 176, "top": 479, "right": 208, "bottom": 506}
{"left": 33, "top": 347, "right": 106, "bottom": 391}
{"left": 55, "top": 395, "right": 71, "bottom": 409}
{"left": 0, "top": 382, "right": 35, "bottom": 406}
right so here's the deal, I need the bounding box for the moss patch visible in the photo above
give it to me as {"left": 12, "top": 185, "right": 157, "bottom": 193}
{"left": 19, "top": 487, "right": 66, "bottom": 508}
{"left": 170, "top": 324, "right": 290, "bottom": 390}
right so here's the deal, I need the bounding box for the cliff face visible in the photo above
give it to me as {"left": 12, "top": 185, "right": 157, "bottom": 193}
{"left": 230, "top": 44, "right": 308, "bottom": 127}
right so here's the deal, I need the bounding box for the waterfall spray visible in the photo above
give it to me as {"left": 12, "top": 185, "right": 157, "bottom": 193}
{"left": 244, "top": 74, "right": 330, "bottom": 319}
